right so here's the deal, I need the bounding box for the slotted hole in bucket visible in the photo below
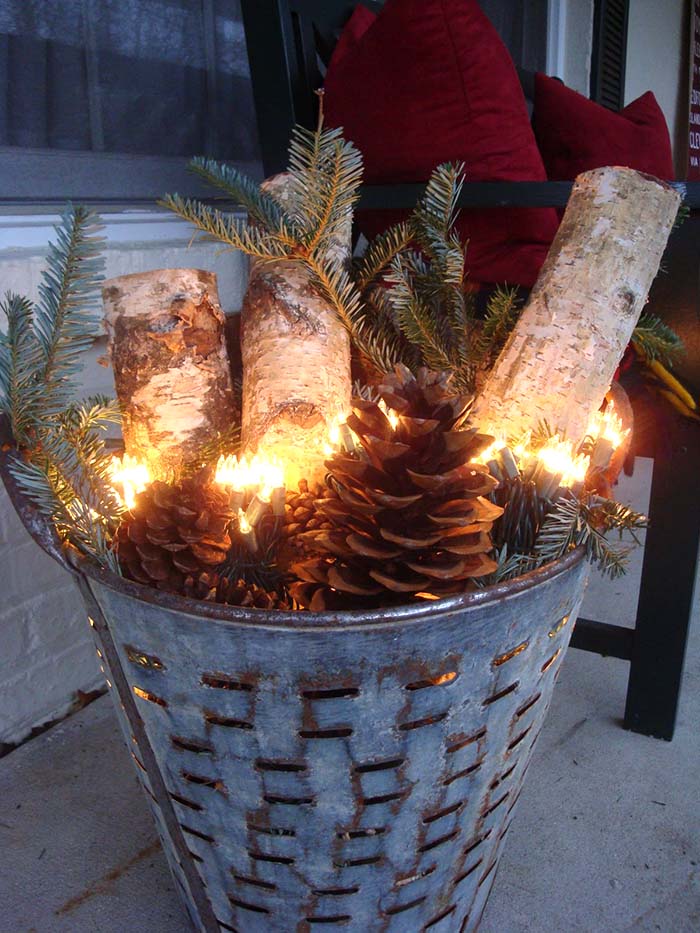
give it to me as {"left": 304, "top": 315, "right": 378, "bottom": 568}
{"left": 443, "top": 761, "right": 482, "bottom": 786}
{"left": 300, "top": 727, "right": 353, "bottom": 739}
{"left": 423, "top": 800, "right": 464, "bottom": 824}
{"left": 256, "top": 759, "right": 307, "bottom": 773}
{"left": 405, "top": 671, "right": 457, "bottom": 691}
{"left": 395, "top": 864, "right": 436, "bottom": 888}
{"left": 355, "top": 757, "right": 404, "bottom": 773}
{"left": 362, "top": 790, "right": 406, "bottom": 806}
{"left": 478, "top": 860, "right": 497, "bottom": 887}
{"left": 232, "top": 872, "right": 277, "bottom": 891}
{"left": 312, "top": 886, "right": 360, "bottom": 896}
{"left": 124, "top": 645, "right": 164, "bottom": 670}
{"left": 305, "top": 917, "right": 352, "bottom": 925}
{"left": 515, "top": 693, "right": 541, "bottom": 719}
{"left": 482, "top": 792, "right": 509, "bottom": 817}
{"left": 447, "top": 728, "right": 486, "bottom": 753}
{"left": 170, "top": 791, "right": 203, "bottom": 812}
{"left": 188, "top": 849, "right": 203, "bottom": 863}
{"left": 204, "top": 712, "right": 253, "bottom": 730}
{"left": 249, "top": 851, "right": 295, "bottom": 865}
{"left": 263, "top": 793, "right": 314, "bottom": 805}
{"left": 399, "top": 711, "right": 448, "bottom": 731}
{"left": 418, "top": 828, "right": 460, "bottom": 853}
{"left": 248, "top": 823, "right": 296, "bottom": 838}
{"left": 228, "top": 896, "right": 269, "bottom": 915}
{"left": 424, "top": 904, "right": 457, "bottom": 928}
{"left": 133, "top": 686, "right": 167, "bottom": 707}
{"left": 548, "top": 614, "right": 570, "bottom": 637}
{"left": 491, "top": 763, "right": 517, "bottom": 791}
{"left": 182, "top": 771, "right": 226, "bottom": 793}
{"left": 453, "top": 858, "right": 483, "bottom": 888}
{"left": 541, "top": 649, "right": 561, "bottom": 673}
{"left": 507, "top": 726, "right": 532, "bottom": 753}
{"left": 181, "top": 824, "right": 216, "bottom": 844}
{"left": 171, "top": 735, "right": 214, "bottom": 754}
{"left": 337, "top": 827, "right": 386, "bottom": 840}
{"left": 463, "top": 829, "right": 491, "bottom": 857}
{"left": 202, "top": 672, "right": 253, "bottom": 691}
{"left": 492, "top": 642, "right": 528, "bottom": 667}
{"left": 385, "top": 896, "right": 426, "bottom": 915}
{"left": 482, "top": 681, "right": 519, "bottom": 706}
{"left": 334, "top": 855, "right": 382, "bottom": 868}
{"left": 216, "top": 921, "right": 238, "bottom": 933}
{"left": 302, "top": 686, "right": 359, "bottom": 700}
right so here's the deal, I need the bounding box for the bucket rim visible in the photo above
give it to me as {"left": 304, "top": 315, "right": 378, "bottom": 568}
{"left": 79, "top": 545, "right": 587, "bottom": 631}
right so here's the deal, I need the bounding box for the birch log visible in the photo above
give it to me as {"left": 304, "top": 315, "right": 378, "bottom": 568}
{"left": 240, "top": 174, "right": 352, "bottom": 487}
{"left": 103, "top": 269, "right": 235, "bottom": 479}
{"left": 472, "top": 167, "right": 680, "bottom": 445}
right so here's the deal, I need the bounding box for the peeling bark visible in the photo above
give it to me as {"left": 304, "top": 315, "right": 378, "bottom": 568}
{"left": 241, "top": 174, "right": 352, "bottom": 486}
{"left": 472, "top": 167, "right": 680, "bottom": 445}
{"left": 103, "top": 269, "right": 235, "bottom": 479}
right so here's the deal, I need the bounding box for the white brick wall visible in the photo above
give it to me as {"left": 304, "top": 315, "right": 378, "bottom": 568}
{"left": 0, "top": 210, "right": 248, "bottom": 745}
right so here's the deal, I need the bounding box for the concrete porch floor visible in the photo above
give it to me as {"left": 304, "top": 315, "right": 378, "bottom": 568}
{"left": 1, "top": 464, "right": 699, "bottom": 932}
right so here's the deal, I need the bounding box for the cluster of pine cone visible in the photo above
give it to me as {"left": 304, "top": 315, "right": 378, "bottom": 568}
{"left": 115, "top": 366, "right": 504, "bottom": 612}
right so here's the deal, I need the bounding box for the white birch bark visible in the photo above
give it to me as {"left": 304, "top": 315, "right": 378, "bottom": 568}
{"left": 472, "top": 167, "right": 680, "bottom": 445}
{"left": 240, "top": 174, "right": 352, "bottom": 487}
{"left": 103, "top": 269, "right": 235, "bottom": 479}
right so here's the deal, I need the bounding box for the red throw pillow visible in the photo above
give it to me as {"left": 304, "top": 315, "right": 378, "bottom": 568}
{"left": 324, "top": 0, "right": 559, "bottom": 288}
{"left": 534, "top": 73, "right": 675, "bottom": 181}
{"left": 328, "top": 4, "right": 376, "bottom": 67}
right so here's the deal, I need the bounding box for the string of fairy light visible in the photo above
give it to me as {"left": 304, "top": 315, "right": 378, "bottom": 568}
{"left": 108, "top": 399, "right": 629, "bottom": 550}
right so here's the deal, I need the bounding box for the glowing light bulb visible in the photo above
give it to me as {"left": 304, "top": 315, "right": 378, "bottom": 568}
{"left": 109, "top": 455, "right": 150, "bottom": 509}
{"left": 536, "top": 435, "right": 590, "bottom": 489}
{"left": 586, "top": 401, "right": 629, "bottom": 450}
{"left": 238, "top": 509, "right": 252, "bottom": 534}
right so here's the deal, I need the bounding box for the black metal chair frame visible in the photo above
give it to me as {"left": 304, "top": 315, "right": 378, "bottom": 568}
{"left": 241, "top": 0, "right": 700, "bottom": 740}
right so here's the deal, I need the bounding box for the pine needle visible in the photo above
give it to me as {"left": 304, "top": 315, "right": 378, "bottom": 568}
{"left": 632, "top": 312, "right": 684, "bottom": 365}
{"left": 0, "top": 293, "right": 38, "bottom": 445}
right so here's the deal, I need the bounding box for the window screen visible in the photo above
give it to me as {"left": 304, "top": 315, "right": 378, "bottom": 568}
{"left": 0, "top": 0, "right": 259, "bottom": 165}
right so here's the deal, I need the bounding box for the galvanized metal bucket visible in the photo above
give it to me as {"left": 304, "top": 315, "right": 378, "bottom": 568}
{"left": 2, "top": 440, "right": 589, "bottom": 933}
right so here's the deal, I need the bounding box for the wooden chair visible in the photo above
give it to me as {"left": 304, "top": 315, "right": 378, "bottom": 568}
{"left": 241, "top": 0, "right": 700, "bottom": 739}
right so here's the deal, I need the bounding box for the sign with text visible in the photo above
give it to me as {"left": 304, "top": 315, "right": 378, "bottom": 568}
{"left": 689, "top": 0, "right": 700, "bottom": 178}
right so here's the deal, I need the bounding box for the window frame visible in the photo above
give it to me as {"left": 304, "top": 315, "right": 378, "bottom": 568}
{"left": 0, "top": 147, "right": 262, "bottom": 209}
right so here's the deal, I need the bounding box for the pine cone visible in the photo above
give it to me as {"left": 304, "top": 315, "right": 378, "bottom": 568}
{"left": 216, "top": 577, "right": 296, "bottom": 610}
{"left": 116, "top": 473, "right": 233, "bottom": 595}
{"left": 290, "top": 366, "right": 503, "bottom": 610}
{"left": 279, "top": 478, "right": 338, "bottom": 564}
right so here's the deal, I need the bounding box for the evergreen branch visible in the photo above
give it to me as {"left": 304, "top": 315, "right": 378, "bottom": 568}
{"left": 160, "top": 194, "right": 295, "bottom": 260}
{"left": 387, "top": 256, "right": 454, "bottom": 373}
{"left": 632, "top": 312, "right": 684, "bottom": 365}
{"left": 353, "top": 221, "right": 414, "bottom": 291}
{"left": 8, "top": 441, "right": 122, "bottom": 572}
{"left": 57, "top": 396, "right": 122, "bottom": 440}
{"left": 305, "top": 137, "right": 364, "bottom": 259}
{"left": 287, "top": 123, "right": 348, "bottom": 235}
{"left": 478, "top": 286, "right": 521, "bottom": 364}
{"left": 188, "top": 156, "right": 298, "bottom": 236}
{"left": 0, "top": 293, "right": 38, "bottom": 445}
{"left": 412, "top": 161, "right": 465, "bottom": 248}
{"left": 307, "top": 255, "right": 399, "bottom": 374}
{"left": 32, "top": 205, "right": 105, "bottom": 419}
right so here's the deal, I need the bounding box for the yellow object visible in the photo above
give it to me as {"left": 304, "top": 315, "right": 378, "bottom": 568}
{"left": 647, "top": 359, "right": 697, "bottom": 411}
{"left": 657, "top": 389, "right": 700, "bottom": 421}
